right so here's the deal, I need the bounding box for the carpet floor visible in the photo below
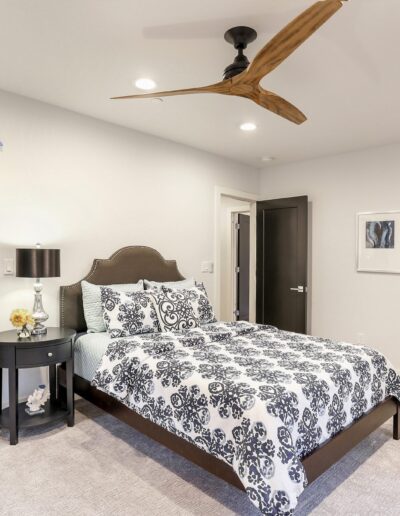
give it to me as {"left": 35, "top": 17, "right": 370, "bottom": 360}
{"left": 0, "top": 399, "right": 399, "bottom": 516}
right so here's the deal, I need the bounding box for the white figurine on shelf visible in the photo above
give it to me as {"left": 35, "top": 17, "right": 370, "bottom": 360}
{"left": 25, "top": 384, "right": 50, "bottom": 415}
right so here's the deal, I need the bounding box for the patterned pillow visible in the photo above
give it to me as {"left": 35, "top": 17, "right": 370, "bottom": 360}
{"left": 150, "top": 289, "right": 199, "bottom": 332}
{"left": 101, "top": 287, "right": 160, "bottom": 338}
{"left": 163, "top": 284, "right": 217, "bottom": 325}
{"left": 82, "top": 280, "right": 144, "bottom": 333}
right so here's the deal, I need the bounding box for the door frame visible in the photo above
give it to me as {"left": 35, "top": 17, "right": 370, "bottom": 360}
{"left": 214, "top": 187, "right": 260, "bottom": 322}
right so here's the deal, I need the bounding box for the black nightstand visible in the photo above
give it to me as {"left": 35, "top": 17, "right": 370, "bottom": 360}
{"left": 0, "top": 327, "right": 76, "bottom": 445}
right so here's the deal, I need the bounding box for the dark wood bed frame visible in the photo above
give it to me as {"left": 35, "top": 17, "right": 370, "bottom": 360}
{"left": 58, "top": 246, "right": 399, "bottom": 492}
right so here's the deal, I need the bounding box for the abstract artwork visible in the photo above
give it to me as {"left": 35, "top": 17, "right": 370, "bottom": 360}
{"left": 358, "top": 212, "right": 400, "bottom": 273}
{"left": 365, "top": 221, "right": 395, "bottom": 249}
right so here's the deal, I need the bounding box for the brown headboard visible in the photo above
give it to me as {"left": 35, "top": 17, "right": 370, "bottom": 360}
{"left": 60, "top": 246, "right": 184, "bottom": 332}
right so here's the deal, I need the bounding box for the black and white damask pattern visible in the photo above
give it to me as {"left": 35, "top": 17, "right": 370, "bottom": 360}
{"left": 194, "top": 283, "right": 217, "bottom": 324}
{"left": 163, "top": 284, "right": 217, "bottom": 324}
{"left": 151, "top": 288, "right": 199, "bottom": 331}
{"left": 101, "top": 287, "right": 160, "bottom": 338}
{"left": 92, "top": 321, "right": 400, "bottom": 515}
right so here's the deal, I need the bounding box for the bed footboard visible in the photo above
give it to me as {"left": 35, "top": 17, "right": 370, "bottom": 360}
{"left": 394, "top": 403, "right": 400, "bottom": 440}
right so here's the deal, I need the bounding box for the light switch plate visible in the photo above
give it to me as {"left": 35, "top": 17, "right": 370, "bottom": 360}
{"left": 200, "top": 261, "right": 214, "bottom": 273}
{"left": 4, "top": 258, "right": 14, "bottom": 276}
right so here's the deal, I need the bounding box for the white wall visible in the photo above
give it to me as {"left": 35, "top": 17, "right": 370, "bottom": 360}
{"left": 0, "top": 89, "right": 259, "bottom": 405}
{"left": 260, "top": 143, "right": 400, "bottom": 368}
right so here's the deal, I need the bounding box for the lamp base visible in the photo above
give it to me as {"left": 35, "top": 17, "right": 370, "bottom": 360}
{"left": 32, "top": 279, "right": 49, "bottom": 336}
{"left": 32, "top": 323, "right": 47, "bottom": 336}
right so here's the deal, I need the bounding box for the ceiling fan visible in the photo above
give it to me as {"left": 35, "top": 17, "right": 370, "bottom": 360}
{"left": 112, "top": 0, "right": 348, "bottom": 125}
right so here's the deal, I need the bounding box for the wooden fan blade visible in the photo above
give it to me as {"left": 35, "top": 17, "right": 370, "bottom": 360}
{"left": 111, "top": 82, "right": 229, "bottom": 100}
{"left": 245, "top": 0, "right": 345, "bottom": 82}
{"left": 246, "top": 88, "right": 307, "bottom": 125}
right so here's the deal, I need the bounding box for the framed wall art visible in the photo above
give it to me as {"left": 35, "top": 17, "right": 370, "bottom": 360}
{"left": 357, "top": 211, "right": 400, "bottom": 273}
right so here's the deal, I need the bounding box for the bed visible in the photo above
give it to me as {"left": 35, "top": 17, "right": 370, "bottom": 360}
{"left": 58, "top": 246, "right": 400, "bottom": 514}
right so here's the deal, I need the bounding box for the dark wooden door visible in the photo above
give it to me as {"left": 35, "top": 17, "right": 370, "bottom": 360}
{"left": 236, "top": 213, "right": 250, "bottom": 321}
{"left": 256, "top": 196, "right": 308, "bottom": 333}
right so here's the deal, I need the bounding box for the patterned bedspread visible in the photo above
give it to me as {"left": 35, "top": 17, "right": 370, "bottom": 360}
{"left": 92, "top": 322, "right": 400, "bottom": 515}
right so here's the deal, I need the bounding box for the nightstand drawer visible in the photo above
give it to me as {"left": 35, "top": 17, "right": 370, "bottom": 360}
{"left": 16, "top": 342, "right": 72, "bottom": 367}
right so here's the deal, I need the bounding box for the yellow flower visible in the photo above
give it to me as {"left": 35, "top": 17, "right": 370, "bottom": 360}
{"left": 10, "top": 309, "right": 34, "bottom": 328}
{"left": 26, "top": 313, "right": 35, "bottom": 326}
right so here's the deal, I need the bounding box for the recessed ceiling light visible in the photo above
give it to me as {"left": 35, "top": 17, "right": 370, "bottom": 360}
{"left": 135, "top": 78, "right": 157, "bottom": 90}
{"left": 261, "top": 156, "right": 275, "bottom": 162}
{"left": 240, "top": 122, "right": 257, "bottom": 132}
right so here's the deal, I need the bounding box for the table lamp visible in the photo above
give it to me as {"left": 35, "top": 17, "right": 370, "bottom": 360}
{"left": 16, "top": 244, "right": 60, "bottom": 335}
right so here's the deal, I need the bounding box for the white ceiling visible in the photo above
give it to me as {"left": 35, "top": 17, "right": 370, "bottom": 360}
{"left": 1, "top": 0, "right": 399, "bottom": 166}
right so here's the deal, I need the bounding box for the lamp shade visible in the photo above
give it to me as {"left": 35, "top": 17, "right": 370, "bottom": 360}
{"left": 16, "top": 248, "right": 60, "bottom": 278}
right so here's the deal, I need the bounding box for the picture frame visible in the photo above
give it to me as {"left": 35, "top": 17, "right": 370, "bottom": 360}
{"left": 357, "top": 211, "right": 400, "bottom": 273}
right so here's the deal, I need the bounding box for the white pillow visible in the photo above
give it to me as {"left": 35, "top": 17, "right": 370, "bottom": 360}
{"left": 81, "top": 280, "right": 144, "bottom": 333}
{"left": 144, "top": 278, "right": 195, "bottom": 290}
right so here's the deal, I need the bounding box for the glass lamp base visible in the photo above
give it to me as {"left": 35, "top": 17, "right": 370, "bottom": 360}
{"left": 32, "top": 323, "right": 47, "bottom": 336}
{"left": 32, "top": 280, "right": 48, "bottom": 336}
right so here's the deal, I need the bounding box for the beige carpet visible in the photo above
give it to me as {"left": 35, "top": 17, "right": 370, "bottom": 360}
{"left": 0, "top": 399, "right": 399, "bottom": 516}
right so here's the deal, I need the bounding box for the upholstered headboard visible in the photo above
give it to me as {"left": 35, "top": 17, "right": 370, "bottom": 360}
{"left": 60, "top": 246, "right": 184, "bottom": 332}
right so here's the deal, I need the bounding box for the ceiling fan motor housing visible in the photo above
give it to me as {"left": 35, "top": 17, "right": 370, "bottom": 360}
{"left": 223, "top": 26, "right": 257, "bottom": 80}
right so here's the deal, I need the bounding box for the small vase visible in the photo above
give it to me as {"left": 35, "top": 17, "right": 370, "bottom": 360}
{"left": 17, "top": 325, "right": 31, "bottom": 339}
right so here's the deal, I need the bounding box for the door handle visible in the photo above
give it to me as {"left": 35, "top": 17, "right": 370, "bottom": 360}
{"left": 290, "top": 286, "right": 305, "bottom": 293}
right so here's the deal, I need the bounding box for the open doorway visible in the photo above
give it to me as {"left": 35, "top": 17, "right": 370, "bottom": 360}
{"left": 234, "top": 212, "right": 250, "bottom": 321}
{"left": 215, "top": 188, "right": 258, "bottom": 322}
